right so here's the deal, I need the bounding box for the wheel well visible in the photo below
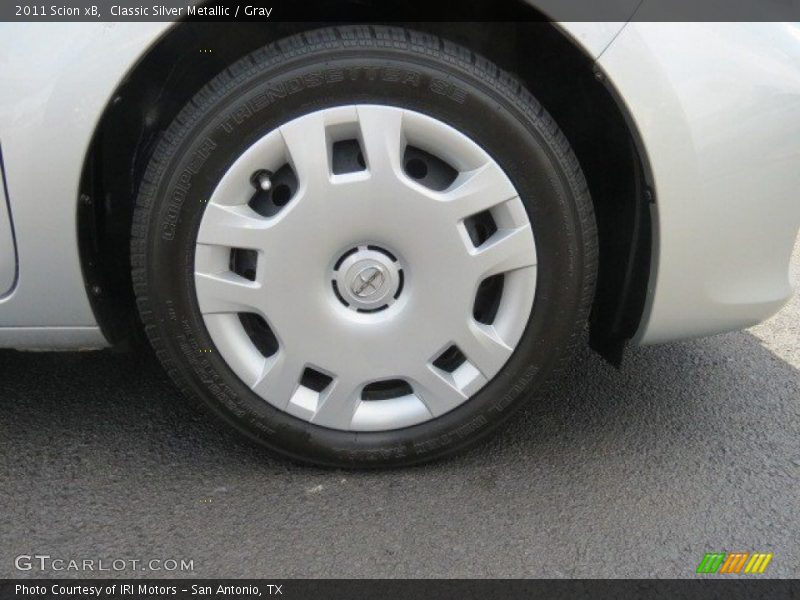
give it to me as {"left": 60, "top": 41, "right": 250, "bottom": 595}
{"left": 78, "top": 15, "right": 651, "bottom": 363}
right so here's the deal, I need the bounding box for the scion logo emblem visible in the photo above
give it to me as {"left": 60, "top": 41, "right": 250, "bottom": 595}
{"left": 352, "top": 266, "right": 385, "bottom": 298}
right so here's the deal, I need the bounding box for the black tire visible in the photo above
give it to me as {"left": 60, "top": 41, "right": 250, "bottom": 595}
{"left": 131, "top": 26, "right": 597, "bottom": 467}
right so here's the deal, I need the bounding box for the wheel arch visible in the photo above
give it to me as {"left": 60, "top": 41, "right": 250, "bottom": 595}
{"left": 77, "top": 13, "right": 653, "bottom": 363}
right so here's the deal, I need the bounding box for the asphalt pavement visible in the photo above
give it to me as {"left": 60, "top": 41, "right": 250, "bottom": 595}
{"left": 1, "top": 242, "right": 798, "bottom": 578}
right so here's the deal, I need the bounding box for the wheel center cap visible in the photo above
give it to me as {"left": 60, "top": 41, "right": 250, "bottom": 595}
{"left": 333, "top": 246, "right": 403, "bottom": 312}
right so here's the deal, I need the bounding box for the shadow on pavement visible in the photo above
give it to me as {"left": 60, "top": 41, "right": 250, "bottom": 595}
{"left": 0, "top": 330, "right": 798, "bottom": 577}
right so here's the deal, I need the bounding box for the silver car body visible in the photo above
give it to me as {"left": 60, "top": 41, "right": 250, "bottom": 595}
{"left": 0, "top": 20, "right": 798, "bottom": 349}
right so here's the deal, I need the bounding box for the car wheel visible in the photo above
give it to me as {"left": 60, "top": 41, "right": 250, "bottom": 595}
{"left": 131, "top": 26, "right": 597, "bottom": 467}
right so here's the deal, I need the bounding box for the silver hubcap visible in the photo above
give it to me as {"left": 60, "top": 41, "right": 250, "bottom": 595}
{"left": 194, "top": 105, "right": 537, "bottom": 431}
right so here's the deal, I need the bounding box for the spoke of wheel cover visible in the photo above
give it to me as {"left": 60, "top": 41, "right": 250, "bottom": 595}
{"left": 251, "top": 352, "right": 305, "bottom": 409}
{"left": 356, "top": 106, "right": 405, "bottom": 181}
{"left": 442, "top": 162, "right": 518, "bottom": 220}
{"left": 472, "top": 225, "right": 536, "bottom": 278}
{"left": 280, "top": 111, "right": 331, "bottom": 191}
{"left": 311, "top": 377, "right": 363, "bottom": 429}
{"left": 410, "top": 365, "right": 468, "bottom": 417}
{"left": 458, "top": 321, "right": 513, "bottom": 378}
{"left": 196, "top": 203, "right": 271, "bottom": 249}
{"left": 195, "top": 272, "right": 263, "bottom": 315}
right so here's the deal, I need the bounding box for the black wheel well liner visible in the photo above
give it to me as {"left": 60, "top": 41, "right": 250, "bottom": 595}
{"left": 77, "top": 14, "right": 652, "bottom": 364}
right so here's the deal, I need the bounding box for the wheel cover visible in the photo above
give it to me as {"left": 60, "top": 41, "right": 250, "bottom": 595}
{"left": 194, "top": 105, "right": 537, "bottom": 432}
